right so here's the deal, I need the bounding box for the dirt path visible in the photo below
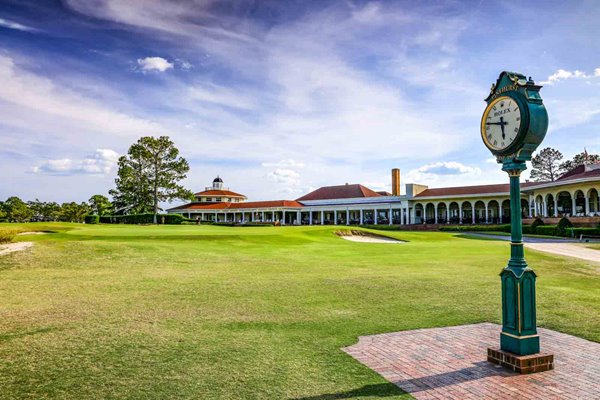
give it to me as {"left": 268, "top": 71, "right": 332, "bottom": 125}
{"left": 0, "top": 242, "right": 33, "bottom": 256}
{"left": 525, "top": 243, "right": 600, "bottom": 263}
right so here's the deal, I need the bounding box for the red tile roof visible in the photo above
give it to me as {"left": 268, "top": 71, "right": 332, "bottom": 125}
{"left": 195, "top": 189, "right": 247, "bottom": 198}
{"left": 415, "top": 182, "right": 539, "bottom": 198}
{"left": 296, "top": 184, "right": 381, "bottom": 201}
{"left": 556, "top": 164, "right": 600, "bottom": 181}
{"left": 169, "top": 200, "right": 303, "bottom": 211}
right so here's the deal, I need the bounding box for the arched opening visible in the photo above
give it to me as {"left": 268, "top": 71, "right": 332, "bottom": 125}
{"left": 588, "top": 189, "right": 599, "bottom": 215}
{"left": 501, "top": 199, "right": 510, "bottom": 223}
{"left": 437, "top": 203, "right": 448, "bottom": 224}
{"left": 545, "top": 194, "right": 555, "bottom": 217}
{"left": 425, "top": 203, "right": 435, "bottom": 224}
{"left": 557, "top": 191, "right": 572, "bottom": 216}
{"left": 414, "top": 204, "right": 425, "bottom": 224}
{"left": 574, "top": 190, "right": 585, "bottom": 216}
{"left": 487, "top": 200, "right": 500, "bottom": 224}
{"left": 474, "top": 201, "right": 486, "bottom": 223}
{"left": 449, "top": 202, "right": 460, "bottom": 224}
{"left": 521, "top": 198, "right": 529, "bottom": 218}
{"left": 461, "top": 201, "right": 473, "bottom": 224}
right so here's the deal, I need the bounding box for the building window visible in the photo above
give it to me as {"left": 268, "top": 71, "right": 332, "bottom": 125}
{"left": 216, "top": 197, "right": 222, "bottom": 202}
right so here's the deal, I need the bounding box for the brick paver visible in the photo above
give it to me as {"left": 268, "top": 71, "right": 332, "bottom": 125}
{"left": 343, "top": 323, "right": 600, "bottom": 399}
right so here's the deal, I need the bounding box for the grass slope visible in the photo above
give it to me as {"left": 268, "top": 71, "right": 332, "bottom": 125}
{"left": 0, "top": 223, "right": 598, "bottom": 399}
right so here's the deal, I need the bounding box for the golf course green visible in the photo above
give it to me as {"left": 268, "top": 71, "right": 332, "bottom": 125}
{"left": 0, "top": 223, "right": 598, "bottom": 399}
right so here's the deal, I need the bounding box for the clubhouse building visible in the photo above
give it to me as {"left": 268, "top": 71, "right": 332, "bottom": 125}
{"left": 168, "top": 165, "right": 600, "bottom": 226}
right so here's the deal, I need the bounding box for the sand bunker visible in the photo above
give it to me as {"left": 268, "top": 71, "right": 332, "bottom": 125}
{"left": 0, "top": 242, "right": 33, "bottom": 256}
{"left": 336, "top": 230, "right": 403, "bottom": 244}
{"left": 16, "top": 231, "right": 49, "bottom": 236}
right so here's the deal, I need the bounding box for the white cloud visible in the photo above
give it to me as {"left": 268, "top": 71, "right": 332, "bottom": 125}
{"left": 136, "top": 56, "right": 174, "bottom": 72}
{"left": 541, "top": 68, "right": 595, "bottom": 85}
{"left": 267, "top": 168, "right": 301, "bottom": 187}
{"left": 0, "top": 18, "right": 36, "bottom": 32}
{"left": 261, "top": 159, "right": 305, "bottom": 168}
{"left": 32, "top": 149, "right": 120, "bottom": 175}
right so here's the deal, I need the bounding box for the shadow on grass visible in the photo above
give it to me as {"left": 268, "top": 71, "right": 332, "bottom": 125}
{"left": 454, "top": 233, "right": 505, "bottom": 241}
{"left": 0, "top": 326, "right": 62, "bottom": 343}
{"left": 289, "top": 383, "right": 403, "bottom": 399}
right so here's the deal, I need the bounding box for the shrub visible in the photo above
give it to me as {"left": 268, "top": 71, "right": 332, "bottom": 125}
{"left": 555, "top": 217, "right": 573, "bottom": 237}
{"left": 0, "top": 229, "right": 16, "bottom": 244}
{"left": 84, "top": 215, "right": 99, "bottom": 224}
{"left": 99, "top": 213, "right": 183, "bottom": 225}
{"left": 531, "top": 217, "right": 545, "bottom": 234}
{"left": 439, "top": 224, "right": 512, "bottom": 232}
{"left": 566, "top": 227, "right": 600, "bottom": 238}
{"left": 535, "top": 225, "right": 557, "bottom": 236}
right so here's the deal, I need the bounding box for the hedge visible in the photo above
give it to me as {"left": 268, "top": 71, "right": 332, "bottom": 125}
{"left": 555, "top": 217, "right": 573, "bottom": 237}
{"left": 566, "top": 227, "right": 600, "bottom": 238}
{"left": 84, "top": 215, "right": 99, "bottom": 224}
{"left": 439, "top": 224, "right": 512, "bottom": 232}
{"left": 99, "top": 213, "right": 183, "bottom": 225}
{"left": 534, "top": 225, "right": 557, "bottom": 236}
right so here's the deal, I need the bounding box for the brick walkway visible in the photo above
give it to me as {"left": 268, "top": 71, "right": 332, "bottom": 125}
{"left": 343, "top": 323, "right": 600, "bottom": 399}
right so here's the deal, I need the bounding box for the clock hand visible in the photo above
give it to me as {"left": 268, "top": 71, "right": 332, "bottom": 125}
{"left": 499, "top": 116, "right": 506, "bottom": 139}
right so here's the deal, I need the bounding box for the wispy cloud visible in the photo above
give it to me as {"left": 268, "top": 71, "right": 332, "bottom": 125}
{"left": 32, "top": 149, "right": 120, "bottom": 175}
{"left": 0, "top": 17, "right": 37, "bottom": 32}
{"left": 540, "top": 68, "right": 600, "bottom": 85}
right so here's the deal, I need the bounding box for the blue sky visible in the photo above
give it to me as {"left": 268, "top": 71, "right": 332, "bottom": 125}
{"left": 1, "top": 0, "right": 599, "bottom": 204}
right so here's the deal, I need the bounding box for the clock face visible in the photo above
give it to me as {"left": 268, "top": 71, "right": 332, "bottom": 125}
{"left": 481, "top": 96, "right": 523, "bottom": 152}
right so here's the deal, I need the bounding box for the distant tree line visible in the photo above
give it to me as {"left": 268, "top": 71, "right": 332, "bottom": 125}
{"left": 1, "top": 135, "right": 194, "bottom": 224}
{"left": 0, "top": 195, "right": 113, "bottom": 223}
{"left": 530, "top": 148, "right": 599, "bottom": 182}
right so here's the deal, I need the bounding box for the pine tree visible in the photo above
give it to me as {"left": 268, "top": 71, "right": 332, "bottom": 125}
{"left": 530, "top": 147, "right": 565, "bottom": 182}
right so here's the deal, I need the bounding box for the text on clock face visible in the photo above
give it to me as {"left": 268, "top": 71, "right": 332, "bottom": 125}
{"left": 484, "top": 97, "right": 522, "bottom": 150}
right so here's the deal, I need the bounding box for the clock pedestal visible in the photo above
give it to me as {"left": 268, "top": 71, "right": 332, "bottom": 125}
{"left": 486, "top": 160, "right": 553, "bottom": 373}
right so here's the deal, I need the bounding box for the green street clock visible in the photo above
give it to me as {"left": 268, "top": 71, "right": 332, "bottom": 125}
{"left": 482, "top": 72, "right": 553, "bottom": 370}
{"left": 480, "top": 72, "right": 548, "bottom": 161}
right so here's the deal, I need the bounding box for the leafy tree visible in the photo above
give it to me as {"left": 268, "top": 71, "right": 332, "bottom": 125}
{"left": 110, "top": 136, "right": 193, "bottom": 222}
{"left": 59, "top": 202, "right": 90, "bottom": 223}
{"left": 4, "top": 196, "right": 33, "bottom": 222}
{"left": 560, "top": 150, "right": 600, "bottom": 172}
{"left": 0, "top": 201, "right": 6, "bottom": 220}
{"left": 42, "top": 202, "right": 62, "bottom": 221}
{"left": 530, "top": 147, "right": 565, "bottom": 182}
{"left": 88, "top": 194, "right": 113, "bottom": 216}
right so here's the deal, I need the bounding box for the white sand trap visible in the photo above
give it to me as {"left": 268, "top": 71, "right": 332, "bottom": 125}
{"left": 0, "top": 242, "right": 33, "bottom": 256}
{"left": 526, "top": 243, "right": 600, "bottom": 264}
{"left": 336, "top": 230, "right": 403, "bottom": 244}
{"left": 16, "top": 231, "right": 48, "bottom": 235}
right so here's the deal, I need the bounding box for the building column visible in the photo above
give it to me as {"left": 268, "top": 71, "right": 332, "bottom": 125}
{"left": 399, "top": 206, "right": 404, "bottom": 225}
{"left": 359, "top": 209, "right": 364, "bottom": 225}
{"left": 499, "top": 205, "right": 503, "bottom": 222}
{"left": 542, "top": 200, "right": 548, "bottom": 217}
{"left": 388, "top": 207, "right": 392, "bottom": 225}
{"left": 373, "top": 209, "right": 378, "bottom": 225}
{"left": 554, "top": 197, "right": 558, "bottom": 217}
{"left": 585, "top": 195, "right": 590, "bottom": 216}
{"left": 346, "top": 209, "right": 350, "bottom": 225}
{"left": 472, "top": 204, "right": 476, "bottom": 224}
{"left": 333, "top": 210, "right": 338, "bottom": 225}
{"left": 572, "top": 197, "right": 577, "bottom": 217}
{"left": 321, "top": 210, "right": 324, "bottom": 225}
{"left": 434, "top": 204, "right": 438, "bottom": 224}
{"left": 446, "top": 206, "right": 450, "bottom": 224}
{"left": 459, "top": 204, "right": 463, "bottom": 224}
{"left": 296, "top": 210, "right": 300, "bottom": 225}
{"left": 309, "top": 211, "right": 313, "bottom": 225}
{"left": 262, "top": 211, "right": 265, "bottom": 222}
{"left": 281, "top": 210, "right": 285, "bottom": 225}
{"left": 485, "top": 203, "right": 489, "bottom": 223}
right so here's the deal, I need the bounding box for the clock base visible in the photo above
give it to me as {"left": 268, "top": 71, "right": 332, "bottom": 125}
{"left": 487, "top": 347, "right": 554, "bottom": 374}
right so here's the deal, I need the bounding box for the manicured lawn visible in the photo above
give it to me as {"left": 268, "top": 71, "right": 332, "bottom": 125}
{"left": 0, "top": 223, "right": 598, "bottom": 399}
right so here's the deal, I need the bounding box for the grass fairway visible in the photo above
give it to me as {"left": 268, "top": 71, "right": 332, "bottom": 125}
{"left": 0, "top": 224, "right": 598, "bottom": 399}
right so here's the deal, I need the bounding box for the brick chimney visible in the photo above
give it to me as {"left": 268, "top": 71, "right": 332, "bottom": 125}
{"left": 391, "top": 168, "right": 400, "bottom": 196}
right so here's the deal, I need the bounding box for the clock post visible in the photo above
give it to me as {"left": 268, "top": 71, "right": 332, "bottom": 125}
{"left": 481, "top": 72, "right": 554, "bottom": 374}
